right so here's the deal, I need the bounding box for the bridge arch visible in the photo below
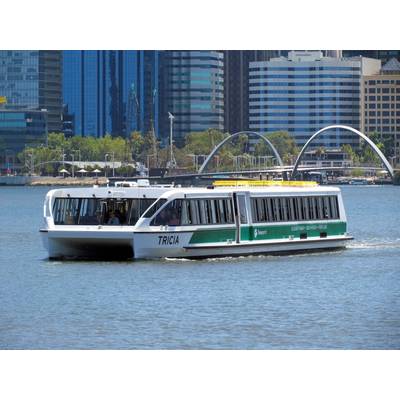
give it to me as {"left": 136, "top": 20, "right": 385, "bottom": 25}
{"left": 198, "top": 131, "right": 283, "bottom": 173}
{"left": 291, "top": 125, "right": 394, "bottom": 179}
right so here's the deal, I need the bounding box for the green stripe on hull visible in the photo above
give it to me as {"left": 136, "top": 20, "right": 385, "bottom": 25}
{"left": 189, "top": 228, "right": 236, "bottom": 244}
{"left": 189, "top": 222, "right": 347, "bottom": 244}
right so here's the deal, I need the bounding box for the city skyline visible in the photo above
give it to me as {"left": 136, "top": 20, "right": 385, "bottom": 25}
{"left": 1, "top": 50, "right": 400, "bottom": 162}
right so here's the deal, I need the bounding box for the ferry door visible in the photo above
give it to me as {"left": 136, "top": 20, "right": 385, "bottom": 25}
{"left": 233, "top": 192, "right": 248, "bottom": 243}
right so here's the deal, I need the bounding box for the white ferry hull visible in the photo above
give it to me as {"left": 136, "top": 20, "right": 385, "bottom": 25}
{"left": 41, "top": 229, "right": 134, "bottom": 259}
{"left": 133, "top": 232, "right": 352, "bottom": 259}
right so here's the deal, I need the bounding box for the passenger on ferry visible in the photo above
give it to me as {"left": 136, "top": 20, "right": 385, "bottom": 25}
{"left": 168, "top": 212, "right": 180, "bottom": 226}
{"left": 107, "top": 211, "right": 120, "bottom": 225}
{"left": 65, "top": 212, "right": 75, "bottom": 225}
{"left": 156, "top": 209, "right": 169, "bottom": 225}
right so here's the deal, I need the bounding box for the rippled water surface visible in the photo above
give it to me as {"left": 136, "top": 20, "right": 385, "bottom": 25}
{"left": 0, "top": 185, "right": 399, "bottom": 349}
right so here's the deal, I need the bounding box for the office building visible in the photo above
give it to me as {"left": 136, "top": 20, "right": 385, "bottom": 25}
{"left": 249, "top": 51, "right": 381, "bottom": 148}
{"left": 223, "top": 51, "right": 282, "bottom": 134}
{"left": 362, "top": 57, "right": 400, "bottom": 164}
{"left": 0, "top": 50, "right": 62, "bottom": 132}
{"left": 160, "top": 51, "right": 224, "bottom": 145}
{"left": 62, "top": 50, "right": 160, "bottom": 138}
{"left": 343, "top": 50, "right": 400, "bottom": 66}
{"left": 0, "top": 109, "right": 47, "bottom": 153}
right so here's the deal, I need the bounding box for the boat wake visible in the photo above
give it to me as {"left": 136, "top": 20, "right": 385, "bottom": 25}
{"left": 348, "top": 239, "right": 400, "bottom": 250}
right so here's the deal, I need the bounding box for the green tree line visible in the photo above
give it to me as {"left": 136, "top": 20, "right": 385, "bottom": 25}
{"left": 17, "top": 128, "right": 391, "bottom": 175}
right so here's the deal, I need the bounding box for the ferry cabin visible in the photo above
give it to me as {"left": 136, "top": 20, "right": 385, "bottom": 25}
{"left": 133, "top": 185, "right": 352, "bottom": 259}
{"left": 40, "top": 182, "right": 172, "bottom": 259}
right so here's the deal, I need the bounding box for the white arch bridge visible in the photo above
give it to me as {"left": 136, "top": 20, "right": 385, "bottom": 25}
{"left": 197, "top": 125, "right": 394, "bottom": 180}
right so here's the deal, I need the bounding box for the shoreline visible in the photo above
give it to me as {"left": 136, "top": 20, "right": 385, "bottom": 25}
{"left": 0, "top": 175, "right": 394, "bottom": 187}
{"left": 0, "top": 176, "right": 108, "bottom": 186}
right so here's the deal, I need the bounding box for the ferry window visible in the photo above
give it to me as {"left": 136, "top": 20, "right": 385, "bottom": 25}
{"left": 329, "top": 196, "right": 339, "bottom": 219}
{"left": 237, "top": 196, "right": 247, "bottom": 224}
{"left": 53, "top": 198, "right": 81, "bottom": 225}
{"left": 302, "top": 197, "right": 310, "bottom": 220}
{"left": 127, "top": 199, "right": 140, "bottom": 224}
{"left": 189, "top": 200, "right": 201, "bottom": 225}
{"left": 322, "top": 196, "right": 331, "bottom": 219}
{"left": 217, "top": 199, "right": 228, "bottom": 223}
{"left": 181, "top": 198, "right": 235, "bottom": 225}
{"left": 281, "top": 197, "right": 288, "bottom": 221}
{"left": 266, "top": 198, "right": 274, "bottom": 221}
{"left": 199, "top": 200, "right": 207, "bottom": 224}
{"left": 199, "top": 200, "right": 216, "bottom": 225}
{"left": 181, "top": 200, "right": 191, "bottom": 225}
{"left": 251, "top": 198, "right": 259, "bottom": 222}
{"left": 295, "top": 197, "right": 304, "bottom": 220}
{"left": 209, "top": 200, "right": 218, "bottom": 223}
{"left": 143, "top": 199, "right": 167, "bottom": 218}
{"left": 126, "top": 199, "right": 155, "bottom": 225}
{"left": 250, "top": 195, "right": 339, "bottom": 223}
{"left": 151, "top": 199, "right": 182, "bottom": 226}
{"left": 53, "top": 197, "right": 148, "bottom": 226}
{"left": 309, "top": 197, "right": 316, "bottom": 220}
{"left": 256, "top": 198, "right": 266, "bottom": 221}
{"left": 317, "top": 197, "right": 324, "bottom": 219}
{"left": 290, "top": 197, "right": 300, "bottom": 221}
{"left": 225, "top": 199, "right": 234, "bottom": 223}
{"left": 273, "top": 198, "right": 281, "bottom": 222}
{"left": 286, "top": 197, "right": 296, "bottom": 221}
{"left": 139, "top": 198, "right": 157, "bottom": 218}
{"left": 78, "top": 198, "right": 103, "bottom": 225}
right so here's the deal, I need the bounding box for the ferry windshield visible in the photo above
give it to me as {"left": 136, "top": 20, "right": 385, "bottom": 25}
{"left": 52, "top": 197, "right": 157, "bottom": 225}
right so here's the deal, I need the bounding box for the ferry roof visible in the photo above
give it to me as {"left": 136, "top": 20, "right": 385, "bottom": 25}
{"left": 45, "top": 184, "right": 175, "bottom": 199}
{"left": 45, "top": 183, "right": 341, "bottom": 200}
{"left": 158, "top": 185, "right": 341, "bottom": 198}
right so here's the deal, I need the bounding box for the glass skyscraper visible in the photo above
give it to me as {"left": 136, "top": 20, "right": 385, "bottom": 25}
{"left": 161, "top": 51, "right": 224, "bottom": 144}
{"left": 0, "top": 109, "right": 47, "bottom": 152}
{"left": 0, "top": 50, "right": 62, "bottom": 132}
{"left": 248, "top": 51, "right": 381, "bottom": 148}
{"left": 63, "top": 50, "right": 160, "bottom": 138}
{"left": 223, "top": 51, "right": 282, "bottom": 134}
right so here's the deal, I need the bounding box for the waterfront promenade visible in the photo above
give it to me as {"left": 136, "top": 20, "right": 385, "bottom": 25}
{"left": 0, "top": 175, "right": 108, "bottom": 186}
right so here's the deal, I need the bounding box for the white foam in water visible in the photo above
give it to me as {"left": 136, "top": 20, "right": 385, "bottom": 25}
{"left": 348, "top": 239, "right": 400, "bottom": 250}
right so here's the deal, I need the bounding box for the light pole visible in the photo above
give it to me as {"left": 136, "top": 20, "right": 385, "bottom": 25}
{"left": 111, "top": 152, "right": 115, "bottom": 177}
{"left": 104, "top": 153, "right": 110, "bottom": 177}
{"left": 71, "top": 153, "right": 75, "bottom": 178}
{"left": 168, "top": 112, "right": 176, "bottom": 169}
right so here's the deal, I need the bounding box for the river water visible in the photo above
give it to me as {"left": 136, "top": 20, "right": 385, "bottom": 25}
{"left": 0, "top": 185, "right": 399, "bottom": 349}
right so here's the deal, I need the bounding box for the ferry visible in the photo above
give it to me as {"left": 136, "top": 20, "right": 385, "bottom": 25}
{"left": 349, "top": 178, "right": 370, "bottom": 185}
{"left": 40, "top": 180, "right": 353, "bottom": 260}
{"left": 133, "top": 180, "right": 353, "bottom": 259}
{"left": 40, "top": 180, "right": 174, "bottom": 259}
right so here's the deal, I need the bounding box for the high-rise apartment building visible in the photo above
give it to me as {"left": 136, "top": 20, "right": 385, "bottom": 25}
{"left": 160, "top": 51, "right": 224, "bottom": 145}
{"left": 0, "top": 50, "right": 62, "bottom": 133}
{"left": 63, "top": 50, "right": 160, "bottom": 138}
{"left": 248, "top": 51, "right": 381, "bottom": 148}
{"left": 362, "top": 58, "right": 400, "bottom": 164}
